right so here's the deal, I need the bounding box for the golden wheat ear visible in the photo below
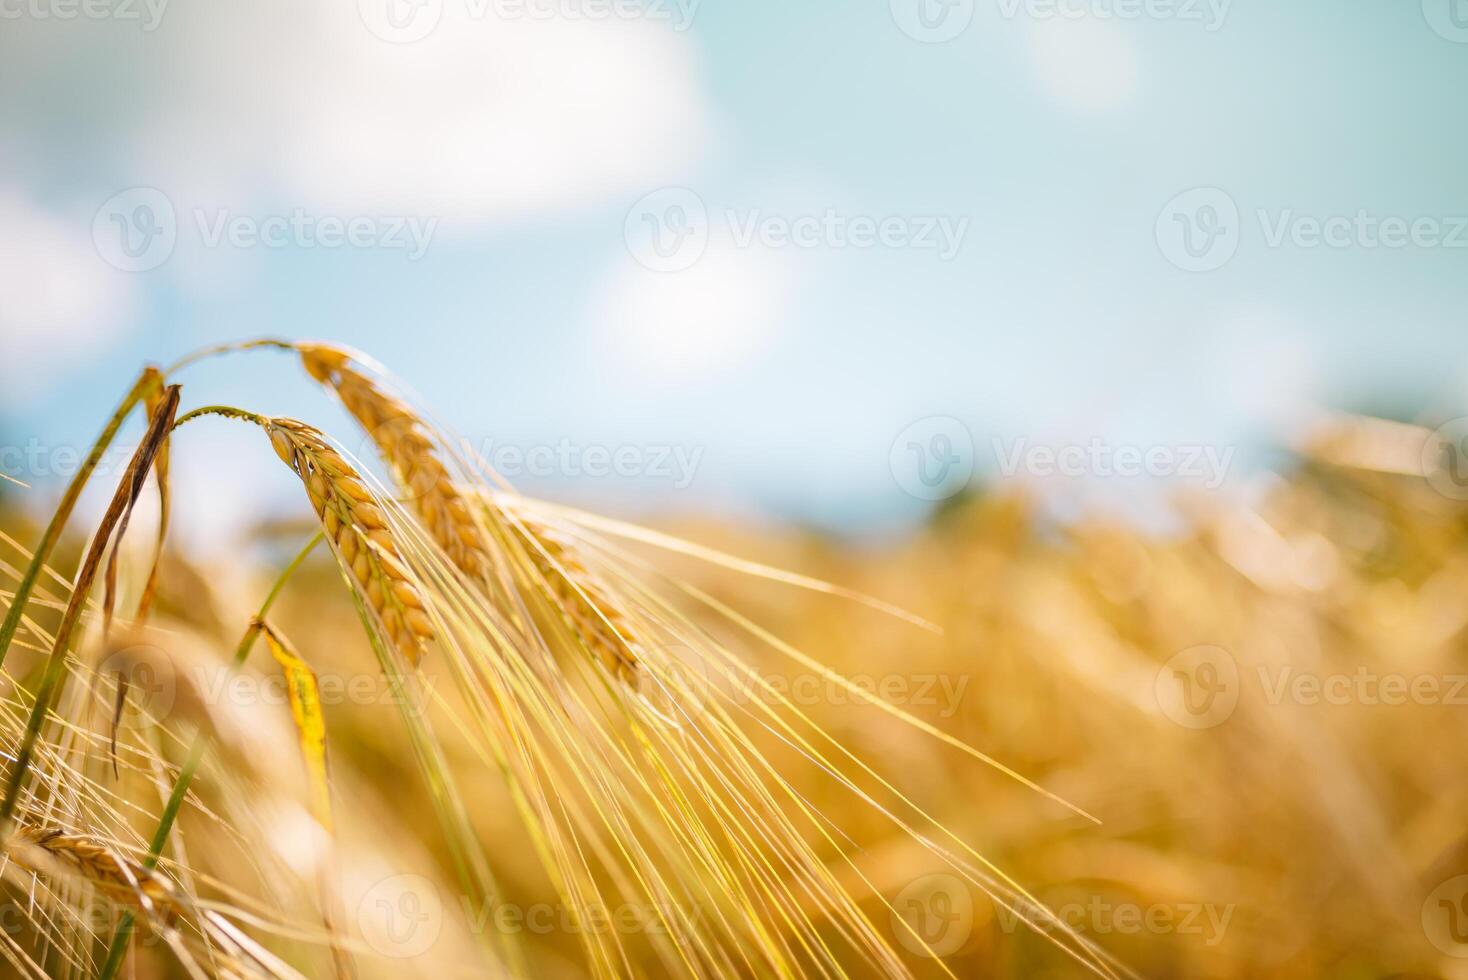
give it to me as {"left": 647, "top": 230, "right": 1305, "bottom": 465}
{"left": 264, "top": 417, "right": 435, "bottom": 667}
{"left": 5, "top": 823, "right": 306, "bottom": 979}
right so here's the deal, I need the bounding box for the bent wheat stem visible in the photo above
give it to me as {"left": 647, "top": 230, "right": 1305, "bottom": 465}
{"left": 0, "top": 385, "right": 179, "bottom": 837}
{"left": 0, "top": 369, "right": 160, "bottom": 671}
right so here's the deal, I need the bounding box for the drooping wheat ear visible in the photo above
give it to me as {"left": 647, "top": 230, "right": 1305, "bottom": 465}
{"left": 297, "top": 344, "right": 639, "bottom": 680}
{"left": 7, "top": 824, "right": 178, "bottom": 912}
{"left": 299, "top": 344, "right": 489, "bottom": 578}
{"left": 265, "top": 416, "right": 434, "bottom": 666}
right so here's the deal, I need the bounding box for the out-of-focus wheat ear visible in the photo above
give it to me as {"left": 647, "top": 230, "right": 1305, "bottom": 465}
{"left": 299, "top": 343, "right": 490, "bottom": 578}
{"left": 258, "top": 620, "right": 355, "bottom": 980}
{"left": 7, "top": 824, "right": 179, "bottom": 913}
{"left": 264, "top": 417, "right": 434, "bottom": 667}
{"left": 10, "top": 823, "right": 308, "bottom": 979}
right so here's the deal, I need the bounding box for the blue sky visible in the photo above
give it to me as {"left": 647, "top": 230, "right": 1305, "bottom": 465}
{"left": 1, "top": 0, "right": 1465, "bottom": 542}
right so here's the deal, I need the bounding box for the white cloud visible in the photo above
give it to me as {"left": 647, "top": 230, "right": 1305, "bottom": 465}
{"left": 590, "top": 242, "right": 790, "bottom": 382}
{"left": 81, "top": 2, "right": 713, "bottom": 223}
{"left": 0, "top": 189, "right": 138, "bottom": 405}
{"left": 1028, "top": 18, "right": 1139, "bottom": 113}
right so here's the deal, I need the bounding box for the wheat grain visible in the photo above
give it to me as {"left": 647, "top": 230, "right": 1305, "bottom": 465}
{"left": 265, "top": 416, "right": 434, "bottom": 666}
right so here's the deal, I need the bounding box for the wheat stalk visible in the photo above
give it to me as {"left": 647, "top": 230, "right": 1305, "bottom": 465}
{"left": 264, "top": 416, "right": 434, "bottom": 667}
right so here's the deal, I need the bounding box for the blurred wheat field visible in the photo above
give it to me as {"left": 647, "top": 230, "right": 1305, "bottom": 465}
{"left": 1, "top": 349, "right": 1466, "bottom": 979}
